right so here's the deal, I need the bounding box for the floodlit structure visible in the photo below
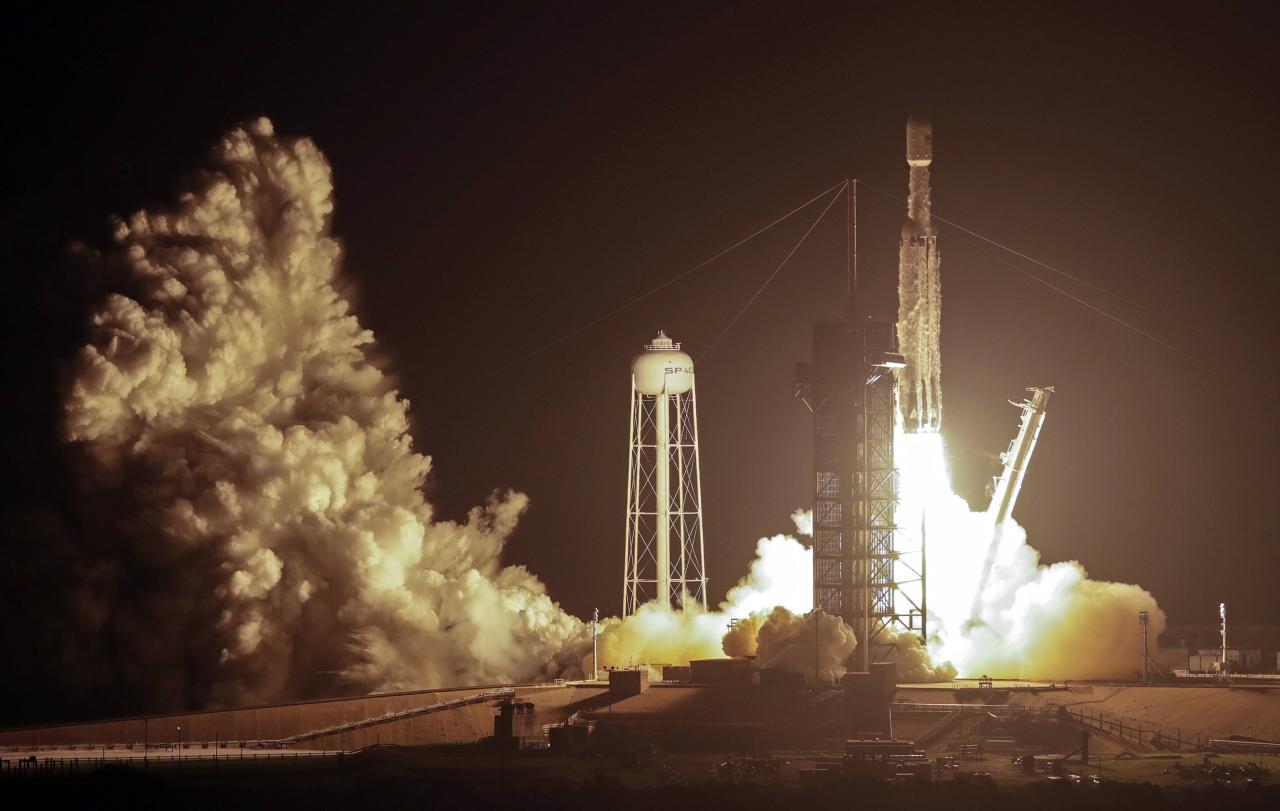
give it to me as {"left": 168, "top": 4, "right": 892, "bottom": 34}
{"left": 1220, "top": 602, "right": 1228, "bottom": 672}
{"left": 897, "top": 114, "right": 943, "bottom": 434}
{"left": 795, "top": 318, "right": 922, "bottom": 672}
{"left": 795, "top": 178, "right": 925, "bottom": 673}
{"left": 623, "top": 331, "right": 708, "bottom": 615}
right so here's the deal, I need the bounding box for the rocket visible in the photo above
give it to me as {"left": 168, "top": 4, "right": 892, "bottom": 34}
{"left": 967, "top": 387, "right": 1054, "bottom": 627}
{"left": 897, "top": 114, "right": 943, "bottom": 433}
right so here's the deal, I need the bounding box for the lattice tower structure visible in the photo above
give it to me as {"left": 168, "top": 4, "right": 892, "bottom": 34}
{"left": 623, "top": 331, "right": 708, "bottom": 615}
{"left": 796, "top": 317, "right": 924, "bottom": 671}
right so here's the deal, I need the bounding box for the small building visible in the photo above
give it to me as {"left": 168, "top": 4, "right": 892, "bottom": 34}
{"left": 1151, "top": 647, "right": 1189, "bottom": 671}
{"left": 608, "top": 668, "right": 650, "bottom": 696}
{"left": 759, "top": 668, "right": 805, "bottom": 689}
{"left": 1188, "top": 653, "right": 1220, "bottom": 673}
{"left": 661, "top": 665, "right": 690, "bottom": 683}
{"left": 689, "top": 657, "right": 752, "bottom": 684}
{"left": 1192, "top": 649, "right": 1264, "bottom": 673}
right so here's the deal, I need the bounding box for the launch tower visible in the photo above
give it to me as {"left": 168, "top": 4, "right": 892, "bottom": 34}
{"left": 623, "top": 331, "right": 708, "bottom": 616}
{"left": 795, "top": 173, "right": 927, "bottom": 673}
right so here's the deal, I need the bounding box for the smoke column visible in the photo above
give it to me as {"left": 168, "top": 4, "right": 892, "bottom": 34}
{"left": 897, "top": 115, "right": 942, "bottom": 433}
{"left": 63, "top": 119, "right": 589, "bottom": 710}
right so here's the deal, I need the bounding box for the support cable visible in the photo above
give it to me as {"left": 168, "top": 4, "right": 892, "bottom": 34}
{"left": 700, "top": 181, "right": 847, "bottom": 359}
{"left": 855, "top": 179, "right": 1205, "bottom": 363}
{"left": 855, "top": 179, "right": 1198, "bottom": 329}
{"left": 976, "top": 243, "right": 1205, "bottom": 364}
{"left": 516, "top": 179, "right": 849, "bottom": 361}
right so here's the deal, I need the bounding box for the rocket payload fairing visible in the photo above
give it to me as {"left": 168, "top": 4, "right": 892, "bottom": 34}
{"left": 897, "top": 114, "right": 943, "bottom": 433}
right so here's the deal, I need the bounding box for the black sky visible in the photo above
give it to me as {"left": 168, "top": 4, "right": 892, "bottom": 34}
{"left": 4, "top": 1, "right": 1279, "bottom": 702}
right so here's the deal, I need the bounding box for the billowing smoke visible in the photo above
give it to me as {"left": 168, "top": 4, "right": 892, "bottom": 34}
{"left": 722, "top": 606, "right": 858, "bottom": 683}
{"left": 596, "top": 513, "right": 823, "bottom": 670}
{"left": 879, "top": 627, "right": 957, "bottom": 683}
{"left": 596, "top": 602, "right": 727, "bottom": 671}
{"left": 897, "top": 432, "right": 1165, "bottom": 680}
{"left": 62, "top": 119, "right": 588, "bottom": 709}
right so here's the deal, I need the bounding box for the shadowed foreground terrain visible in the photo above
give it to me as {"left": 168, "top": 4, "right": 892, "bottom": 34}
{"left": 5, "top": 746, "right": 1280, "bottom": 811}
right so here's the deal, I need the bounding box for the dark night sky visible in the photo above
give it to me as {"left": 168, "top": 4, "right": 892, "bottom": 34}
{"left": 4, "top": 1, "right": 1279, "bottom": 698}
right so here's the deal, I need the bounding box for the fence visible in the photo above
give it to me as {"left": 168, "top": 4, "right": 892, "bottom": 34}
{"left": 890, "top": 701, "right": 1061, "bottom": 719}
{"left": 1, "top": 749, "right": 344, "bottom": 777}
{"left": 1060, "top": 706, "right": 1199, "bottom": 751}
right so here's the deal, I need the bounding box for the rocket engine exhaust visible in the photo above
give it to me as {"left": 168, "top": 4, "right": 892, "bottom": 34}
{"left": 61, "top": 118, "right": 591, "bottom": 710}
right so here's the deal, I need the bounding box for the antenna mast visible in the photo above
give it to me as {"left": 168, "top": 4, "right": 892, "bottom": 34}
{"left": 846, "top": 179, "right": 858, "bottom": 317}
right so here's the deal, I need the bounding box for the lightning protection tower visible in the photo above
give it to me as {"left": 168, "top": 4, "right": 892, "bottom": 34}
{"left": 623, "top": 331, "right": 708, "bottom": 616}
{"left": 794, "top": 180, "right": 925, "bottom": 673}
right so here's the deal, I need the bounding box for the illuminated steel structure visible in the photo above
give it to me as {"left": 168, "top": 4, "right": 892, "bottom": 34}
{"left": 795, "top": 175, "right": 926, "bottom": 671}
{"left": 623, "top": 331, "right": 708, "bottom": 616}
{"left": 796, "top": 314, "right": 924, "bottom": 672}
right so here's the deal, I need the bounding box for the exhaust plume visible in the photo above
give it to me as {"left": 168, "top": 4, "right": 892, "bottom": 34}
{"left": 62, "top": 118, "right": 588, "bottom": 709}
{"left": 596, "top": 512, "right": 826, "bottom": 671}
{"left": 897, "top": 432, "right": 1165, "bottom": 680}
{"left": 723, "top": 606, "right": 859, "bottom": 683}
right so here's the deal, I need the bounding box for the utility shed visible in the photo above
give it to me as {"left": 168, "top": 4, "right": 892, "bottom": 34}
{"left": 662, "top": 665, "right": 690, "bottom": 682}
{"left": 689, "top": 658, "right": 752, "bottom": 684}
{"left": 608, "top": 668, "right": 650, "bottom": 696}
{"left": 1194, "top": 649, "right": 1264, "bottom": 672}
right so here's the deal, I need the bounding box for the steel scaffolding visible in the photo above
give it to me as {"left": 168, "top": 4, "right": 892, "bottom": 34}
{"left": 796, "top": 316, "right": 924, "bottom": 672}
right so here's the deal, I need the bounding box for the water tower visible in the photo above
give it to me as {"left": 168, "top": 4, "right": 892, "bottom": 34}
{"left": 623, "top": 331, "right": 708, "bottom": 615}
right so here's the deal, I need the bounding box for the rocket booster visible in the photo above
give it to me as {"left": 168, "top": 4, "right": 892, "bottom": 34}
{"left": 897, "top": 115, "right": 942, "bottom": 433}
{"left": 966, "top": 387, "right": 1054, "bottom": 626}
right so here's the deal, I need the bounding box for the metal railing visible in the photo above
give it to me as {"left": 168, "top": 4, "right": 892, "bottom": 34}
{"left": 1, "top": 687, "right": 514, "bottom": 756}
{"left": 889, "top": 701, "right": 1060, "bottom": 719}
{"left": 1, "top": 749, "right": 344, "bottom": 776}
{"left": 262, "top": 687, "right": 513, "bottom": 745}
{"left": 1060, "top": 706, "right": 1199, "bottom": 751}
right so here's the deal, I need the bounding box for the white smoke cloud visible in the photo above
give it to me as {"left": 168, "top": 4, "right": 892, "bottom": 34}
{"left": 63, "top": 119, "right": 588, "bottom": 708}
{"left": 722, "top": 606, "right": 858, "bottom": 683}
{"left": 897, "top": 432, "right": 1165, "bottom": 680}
{"left": 596, "top": 514, "right": 817, "bottom": 671}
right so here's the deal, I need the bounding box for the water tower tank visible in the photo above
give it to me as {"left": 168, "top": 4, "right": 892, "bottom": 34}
{"left": 632, "top": 331, "right": 694, "bottom": 395}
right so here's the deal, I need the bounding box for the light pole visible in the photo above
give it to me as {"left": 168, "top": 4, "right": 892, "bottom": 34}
{"left": 814, "top": 610, "right": 821, "bottom": 688}
{"left": 177, "top": 725, "right": 182, "bottom": 759}
{"left": 1220, "top": 602, "right": 1228, "bottom": 674}
{"left": 1139, "top": 610, "right": 1150, "bottom": 684}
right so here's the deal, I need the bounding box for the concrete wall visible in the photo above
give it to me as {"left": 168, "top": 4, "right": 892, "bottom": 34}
{"left": 0, "top": 684, "right": 607, "bottom": 751}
